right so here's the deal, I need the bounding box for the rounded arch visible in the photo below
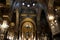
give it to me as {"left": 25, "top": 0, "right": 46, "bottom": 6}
{"left": 22, "top": 22, "right": 34, "bottom": 38}
{"left": 20, "top": 18, "right": 36, "bottom": 31}
{"left": 19, "top": 18, "right": 36, "bottom": 40}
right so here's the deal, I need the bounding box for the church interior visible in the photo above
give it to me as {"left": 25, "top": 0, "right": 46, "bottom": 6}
{"left": 0, "top": 0, "right": 60, "bottom": 40}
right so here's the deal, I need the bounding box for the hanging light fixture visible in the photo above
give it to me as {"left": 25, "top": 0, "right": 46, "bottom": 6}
{"left": 19, "top": 36, "right": 21, "bottom": 40}
{"left": 34, "top": 37, "right": 36, "bottom": 40}
{"left": 0, "top": 20, "right": 9, "bottom": 32}
{"left": 55, "top": 9, "right": 58, "bottom": 11}
{"left": 48, "top": 15, "right": 54, "bottom": 21}
{"left": 33, "top": 3, "right": 35, "bottom": 6}
{"left": 7, "top": 35, "right": 14, "bottom": 40}
{"left": 22, "top": 3, "right": 25, "bottom": 6}
{"left": 1, "top": 20, "right": 9, "bottom": 29}
{"left": 27, "top": 4, "right": 30, "bottom": 7}
{"left": 28, "top": 38, "right": 31, "bottom": 40}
